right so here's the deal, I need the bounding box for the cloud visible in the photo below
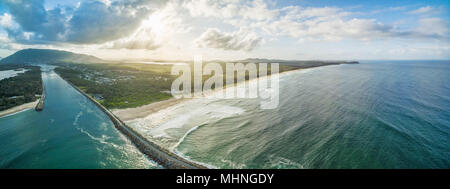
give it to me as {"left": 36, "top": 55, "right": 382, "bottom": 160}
{"left": 409, "top": 6, "right": 446, "bottom": 16}
{"left": 295, "top": 7, "right": 348, "bottom": 18}
{"left": 256, "top": 7, "right": 405, "bottom": 41}
{"left": 1, "top": 0, "right": 166, "bottom": 44}
{"left": 410, "top": 6, "right": 434, "bottom": 14}
{"left": 416, "top": 18, "right": 449, "bottom": 38}
{"left": 3, "top": 0, "right": 68, "bottom": 43}
{"left": 1, "top": 0, "right": 448, "bottom": 60}
{"left": 109, "top": 28, "right": 160, "bottom": 50}
{"left": 183, "top": 0, "right": 278, "bottom": 21}
{"left": 239, "top": 0, "right": 278, "bottom": 21}
{"left": 0, "top": 34, "right": 13, "bottom": 50}
{"left": 183, "top": 1, "right": 449, "bottom": 43}
{"left": 370, "top": 6, "right": 408, "bottom": 14}
{"left": 104, "top": 1, "right": 192, "bottom": 50}
{"left": 0, "top": 13, "right": 13, "bottom": 28}
{"left": 111, "top": 39, "right": 160, "bottom": 50}
{"left": 66, "top": 0, "right": 164, "bottom": 44}
{"left": 255, "top": 6, "right": 448, "bottom": 41}
{"left": 196, "top": 28, "right": 263, "bottom": 51}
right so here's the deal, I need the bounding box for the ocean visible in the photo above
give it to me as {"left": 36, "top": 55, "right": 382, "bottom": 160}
{"left": 0, "top": 61, "right": 449, "bottom": 168}
{"left": 128, "top": 61, "right": 450, "bottom": 169}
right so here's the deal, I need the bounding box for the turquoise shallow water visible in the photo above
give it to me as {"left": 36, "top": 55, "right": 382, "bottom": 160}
{"left": 0, "top": 69, "right": 157, "bottom": 168}
{"left": 143, "top": 61, "right": 450, "bottom": 169}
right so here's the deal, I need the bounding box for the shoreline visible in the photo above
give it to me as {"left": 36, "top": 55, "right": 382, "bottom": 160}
{"left": 112, "top": 98, "right": 188, "bottom": 122}
{"left": 112, "top": 64, "right": 333, "bottom": 122}
{"left": 111, "top": 63, "right": 351, "bottom": 168}
{"left": 57, "top": 72, "right": 207, "bottom": 169}
{"left": 0, "top": 100, "right": 39, "bottom": 118}
{"left": 55, "top": 62, "right": 355, "bottom": 168}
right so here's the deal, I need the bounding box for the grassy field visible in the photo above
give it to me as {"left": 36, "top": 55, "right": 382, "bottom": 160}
{"left": 55, "top": 63, "right": 174, "bottom": 109}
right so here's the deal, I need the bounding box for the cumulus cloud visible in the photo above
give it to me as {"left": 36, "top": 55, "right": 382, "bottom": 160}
{"left": 196, "top": 28, "right": 263, "bottom": 51}
{"left": 254, "top": 5, "right": 448, "bottom": 41}
{"left": 109, "top": 27, "right": 160, "bottom": 50}
{"left": 238, "top": 6, "right": 395, "bottom": 41}
{"left": 4, "top": 0, "right": 71, "bottom": 43}
{"left": 183, "top": 0, "right": 278, "bottom": 21}
{"left": 1, "top": 0, "right": 166, "bottom": 44}
{"left": 66, "top": 0, "right": 165, "bottom": 44}
{"left": 105, "top": 1, "right": 192, "bottom": 50}
{"left": 0, "top": 0, "right": 448, "bottom": 58}
{"left": 0, "top": 13, "right": 13, "bottom": 28}
{"left": 182, "top": 1, "right": 449, "bottom": 43}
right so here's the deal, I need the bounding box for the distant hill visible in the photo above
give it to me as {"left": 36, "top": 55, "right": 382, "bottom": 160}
{"left": 0, "top": 49, "right": 108, "bottom": 65}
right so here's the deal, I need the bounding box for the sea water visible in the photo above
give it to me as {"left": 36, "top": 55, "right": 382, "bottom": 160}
{"left": 128, "top": 61, "right": 450, "bottom": 169}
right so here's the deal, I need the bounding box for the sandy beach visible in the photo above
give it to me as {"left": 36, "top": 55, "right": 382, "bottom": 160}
{"left": 0, "top": 100, "right": 39, "bottom": 118}
{"left": 111, "top": 67, "right": 311, "bottom": 122}
{"left": 112, "top": 98, "right": 188, "bottom": 121}
{"left": 110, "top": 63, "right": 349, "bottom": 125}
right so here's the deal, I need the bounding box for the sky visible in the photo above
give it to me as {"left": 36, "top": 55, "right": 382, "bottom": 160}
{"left": 0, "top": 0, "right": 449, "bottom": 61}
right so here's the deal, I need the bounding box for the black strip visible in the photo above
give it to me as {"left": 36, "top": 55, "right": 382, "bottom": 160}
{"left": 0, "top": 169, "right": 447, "bottom": 187}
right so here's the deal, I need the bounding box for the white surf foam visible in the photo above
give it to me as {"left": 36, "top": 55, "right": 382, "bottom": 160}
{"left": 127, "top": 98, "right": 245, "bottom": 139}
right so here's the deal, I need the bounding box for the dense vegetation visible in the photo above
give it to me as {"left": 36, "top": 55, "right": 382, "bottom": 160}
{"left": 55, "top": 63, "right": 174, "bottom": 109}
{"left": 0, "top": 65, "right": 43, "bottom": 111}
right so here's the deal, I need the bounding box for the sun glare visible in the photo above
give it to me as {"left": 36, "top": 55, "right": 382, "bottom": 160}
{"left": 142, "top": 13, "right": 164, "bottom": 35}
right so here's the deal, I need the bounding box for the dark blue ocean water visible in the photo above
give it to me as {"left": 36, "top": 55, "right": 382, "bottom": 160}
{"left": 145, "top": 61, "right": 450, "bottom": 169}
{"left": 0, "top": 69, "right": 157, "bottom": 168}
